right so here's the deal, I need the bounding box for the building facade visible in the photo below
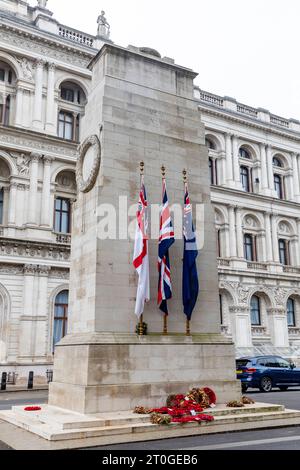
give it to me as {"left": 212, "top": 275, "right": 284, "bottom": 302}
{"left": 195, "top": 88, "right": 300, "bottom": 362}
{"left": 0, "top": 0, "right": 300, "bottom": 383}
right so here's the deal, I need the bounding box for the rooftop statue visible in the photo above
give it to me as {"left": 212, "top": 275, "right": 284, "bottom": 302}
{"left": 37, "top": 0, "right": 48, "bottom": 8}
{"left": 97, "top": 10, "right": 110, "bottom": 38}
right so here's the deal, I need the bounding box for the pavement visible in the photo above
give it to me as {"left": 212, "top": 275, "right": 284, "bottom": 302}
{"left": 1, "top": 388, "right": 300, "bottom": 450}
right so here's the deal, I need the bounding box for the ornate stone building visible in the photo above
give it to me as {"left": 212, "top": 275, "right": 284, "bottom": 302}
{"left": 195, "top": 88, "right": 300, "bottom": 362}
{"left": 0, "top": 0, "right": 300, "bottom": 383}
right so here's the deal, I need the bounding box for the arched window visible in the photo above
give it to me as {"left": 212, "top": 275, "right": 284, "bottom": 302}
{"left": 240, "top": 165, "right": 252, "bottom": 192}
{"left": 205, "top": 138, "right": 215, "bottom": 150}
{"left": 278, "top": 239, "right": 290, "bottom": 265}
{"left": 58, "top": 81, "right": 86, "bottom": 142}
{"left": 0, "top": 61, "right": 16, "bottom": 126}
{"left": 239, "top": 147, "right": 251, "bottom": 159}
{"left": 219, "top": 294, "right": 223, "bottom": 325}
{"left": 244, "top": 233, "right": 256, "bottom": 261}
{"left": 287, "top": 298, "right": 296, "bottom": 327}
{"left": 0, "top": 158, "right": 11, "bottom": 225}
{"left": 53, "top": 290, "right": 69, "bottom": 350}
{"left": 273, "top": 157, "right": 283, "bottom": 168}
{"left": 250, "top": 295, "right": 261, "bottom": 326}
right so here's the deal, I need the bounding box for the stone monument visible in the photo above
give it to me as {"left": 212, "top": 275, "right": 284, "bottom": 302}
{"left": 48, "top": 43, "right": 240, "bottom": 415}
{"left": 97, "top": 11, "right": 110, "bottom": 39}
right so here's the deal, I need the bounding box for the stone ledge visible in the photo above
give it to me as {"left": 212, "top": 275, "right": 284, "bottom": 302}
{"left": 58, "top": 332, "right": 233, "bottom": 346}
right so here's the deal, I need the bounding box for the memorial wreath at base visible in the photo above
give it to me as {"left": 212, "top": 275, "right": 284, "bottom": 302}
{"left": 133, "top": 387, "right": 216, "bottom": 425}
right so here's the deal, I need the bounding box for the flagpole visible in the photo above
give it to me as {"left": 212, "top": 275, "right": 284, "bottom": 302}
{"left": 183, "top": 169, "right": 191, "bottom": 337}
{"left": 138, "top": 161, "right": 145, "bottom": 336}
{"left": 161, "top": 164, "right": 168, "bottom": 336}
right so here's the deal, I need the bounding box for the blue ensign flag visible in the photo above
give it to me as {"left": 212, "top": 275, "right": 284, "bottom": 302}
{"left": 182, "top": 184, "right": 199, "bottom": 320}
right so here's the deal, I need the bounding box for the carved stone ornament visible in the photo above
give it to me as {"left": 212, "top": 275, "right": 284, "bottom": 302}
{"left": 76, "top": 135, "right": 101, "bottom": 193}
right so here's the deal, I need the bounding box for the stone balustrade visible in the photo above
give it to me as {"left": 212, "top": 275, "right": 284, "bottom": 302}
{"left": 195, "top": 87, "right": 300, "bottom": 132}
{"left": 251, "top": 326, "right": 267, "bottom": 336}
{"left": 58, "top": 26, "right": 95, "bottom": 48}
{"left": 247, "top": 262, "right": 268, "bottom": 271}
{"left": 288, "top": 327, "right": 300, "bottom": 337}
{"left": 283, "top": 266, "right": 300, "bottom": 275}
{"left": 218, "top": 258, "right": 231, "bottom": 267}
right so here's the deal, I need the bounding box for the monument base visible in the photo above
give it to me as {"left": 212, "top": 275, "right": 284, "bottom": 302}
{"left": 48, "top": 333, "right": 241, "bottom": 414}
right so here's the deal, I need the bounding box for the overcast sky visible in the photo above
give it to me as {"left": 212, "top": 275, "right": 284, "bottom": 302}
{"left": 33, "top": 0, "right": 300, "bottom": 120}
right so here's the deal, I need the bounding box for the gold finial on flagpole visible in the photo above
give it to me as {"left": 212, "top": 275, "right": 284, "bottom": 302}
{"left": 140, "top": 161, "right": 145, "bottom": 176}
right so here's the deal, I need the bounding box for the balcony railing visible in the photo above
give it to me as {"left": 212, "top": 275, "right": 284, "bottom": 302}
{"left": 58, "top": 26, "right": 95, "bottom": 48}
{"left": 237, "top": 104, "right": 258, "bottom": 118}
{"left": 270, "top": 114, "right": 289, "bottom": 128}
{"left": 283, "top": 266, "right": 300, "bottom": 275}
{"left": 56, "top": 234, "right": 71, "bottom": 244}
{"left": 251, "top": 326, "right": 267, "bottom": 336}
{"left": 197, "top": 89, "right": 224, "bottom": 107}
{"left": 218, "top": 258, "right": 230, "bottom": 267}
{"left": 247, "top": 262, "right": 268, "bottom": 271}
{"left": 288, "top": 327, "right": 300, "bottom": 337}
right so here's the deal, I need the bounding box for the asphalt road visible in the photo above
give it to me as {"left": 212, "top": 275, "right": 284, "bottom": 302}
{"left": 1, "top": 388, "right": 300, "bottom": 450}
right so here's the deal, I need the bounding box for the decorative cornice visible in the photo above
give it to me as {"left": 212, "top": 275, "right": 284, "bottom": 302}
{"left": 0, "top": 124, "right": 78, "bottom": 160}
{"left": 0, "top": 237, "right": 70, "bottom": 262}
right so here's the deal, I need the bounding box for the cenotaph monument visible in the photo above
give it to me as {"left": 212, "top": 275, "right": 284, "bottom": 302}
{"left": 47, "top": 43, "right": 240, "bottom": 415}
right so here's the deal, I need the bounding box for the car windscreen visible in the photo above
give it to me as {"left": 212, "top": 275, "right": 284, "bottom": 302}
{"left": 236, "top": 359, "right": 252, "bottom": 369}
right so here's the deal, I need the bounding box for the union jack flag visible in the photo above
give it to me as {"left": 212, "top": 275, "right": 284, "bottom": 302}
{"left": 133, "top": 176, "right": 150, "bottom": 318}
{"left": 158, "top": 178, "right": 175, "bottom": 315}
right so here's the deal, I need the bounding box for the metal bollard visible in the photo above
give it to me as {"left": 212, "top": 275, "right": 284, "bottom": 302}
{"left": 1, "top": 372, "right": 7, "bottom": 391}
{"left": 28, "top": 371, "right": 34, "bottom": 390}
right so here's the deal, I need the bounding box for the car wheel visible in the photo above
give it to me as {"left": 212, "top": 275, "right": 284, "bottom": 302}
{"left": 259, "top": 376, "right": 272, "bottom": 392}
{"left": 279, "top": 386, "right": 288, "bottom": 391}
{"left": 241, "top": 385, "right": 248, "bottom": 393}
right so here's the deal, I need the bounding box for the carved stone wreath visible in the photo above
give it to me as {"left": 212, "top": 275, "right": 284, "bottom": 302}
{"left": 76, "top": 135, "right": 101, "bottom": 193}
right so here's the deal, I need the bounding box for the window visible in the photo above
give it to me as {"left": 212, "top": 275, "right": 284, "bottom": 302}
{"left": 58, "top": 111, "right": 73, "bottom": 140}
{"left": 250, "top": 295, "right": 261, "bottom": 326}
{"left": 54, "top": 198, "right": 71, "bottom": 234}
{"left": 256, "top": 359, "right": 266, "bottom": 366}
{"left": 209, "top": 158, "right": 217, "bottom": 185}
{"left": 273, "top": 157, "right": 283, "bottom": 168}
{"left": 219, "top": 294, "right": 223, "bottom": 325}
{"left": 0, "top": 69, "right": 4, "bottom": 81}
{"left": 0, "top": 189, "right": 3, "bottom": 225}
{"left": 279, "top": 239, "right": 289, "bottom": 265}
{"left": 276, "top": 357, "right": 290, "bottom": 368}
{"left": 274, "top": 174, "right": 284, "bottom": 199}
{"left": 53, "top": 290, "right": 69, "bottom": 350}
{"left": 61, "top": 87, "right": 75, "bottom": 103}
{"left": 205, "top": 138, "right": 215, "bottom": 150}
{"left": 239, "top": 148, "right": 251, "bottom": 159}
{"left": 244, "top": 234, "right": 256, "bottom": 261}
{"left": 240, "top": 166, "right": 252, "bottom": 192}
{"left": 287, "top": 298, "right": 296, "bottom": 327}
{"left": 216, "top": 229, "right": 221, "bottom": 257}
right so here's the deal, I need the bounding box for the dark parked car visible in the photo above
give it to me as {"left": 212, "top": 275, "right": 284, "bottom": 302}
{"left": 236, "top": 356, "right": 300, "bottom": 392}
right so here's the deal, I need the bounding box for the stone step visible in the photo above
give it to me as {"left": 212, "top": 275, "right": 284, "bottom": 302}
{"left": 2, "top": 406, "right": 300, "bottom": 443}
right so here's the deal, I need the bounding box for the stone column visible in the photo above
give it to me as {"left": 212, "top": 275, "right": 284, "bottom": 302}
{"left": 231, "top": 306, "right": 252, "bottom": 347}
{"left": 19, "top": 265, "right": 38, "bottom": 358}
{"left": 228, "top": 205, "right": 237, "bottom": 257}
{"left": 15, "top": 86, "right": 23, "bottom": 127}
{"left": 1, "top": 93, "right": 8, "bottom": 125}
{"left": 271, "top": 214, "right": 279, "bottom": 263}
{"left": 292, "top": 153, "right": 300, "bottom": 201}
{"left": 219, "top": 151, "right": 227, "bottom": 185}
{"left": 35, "top": 266, "right": 51, "bottom": 357}
{"left": 297, "top": 219, "right": 300, "bottom": 266}
{"left": 8, "top": 182, "right": 17, "bottom": 226}
{"left": 41, "top": 156, "right": 54, "bottom": 227}
{"left": 266, "top": 145, "right": 275, "bottom": 194}
{"left": 232, "top": 135, "right": 242, "bottom": 189}
{"left": 235, "top": 208, "right": 244, "bottom": 258}
{"left": 27, "top": 153, "right": 41, "bottom": 226}
{"left": 225, "top": 133, "right": 234, "bottom": 186}
{"left": 264, "top": 212, "right": 273, "bottom": 262}
{"left": 45, "top": 63, "right": 56, "bottom": 134}
{"left": 259, "top": 143, "right": 268, "bottom": 192}
{"left": 268, "top": 308, "right": 289, "bottom": 347}
{"left": 224, "top": 224, "right": 230, "bottom": 258}
{"left": 32, "top": 59, "right": 45, "bottom": 130}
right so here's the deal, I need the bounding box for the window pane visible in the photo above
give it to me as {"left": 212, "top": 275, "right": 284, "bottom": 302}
{"left": 61, "top": 213, "right": 69, "bottom": 233}
{"left": 65, "top": 121, "right": 73, "bottom": 140}
{"left": 56, "top": 290, "right": 69, "bottom": 305}
{"left": 251, "top": 296, "right": 261, "bottom": 325}
{"left": 287, "top": 299, "right": 296, "bottom": 327}
{"left": 53, "top": 319, "right": 64, "bottom": 348}
{"left": 62, "top": 199, "right": 69, "bottom": 212}
{"left": 0, "top": 69, "right": 4, "bottom": 81}
{"left": 55, "top": 305, "right": 65, "bottom": 319}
